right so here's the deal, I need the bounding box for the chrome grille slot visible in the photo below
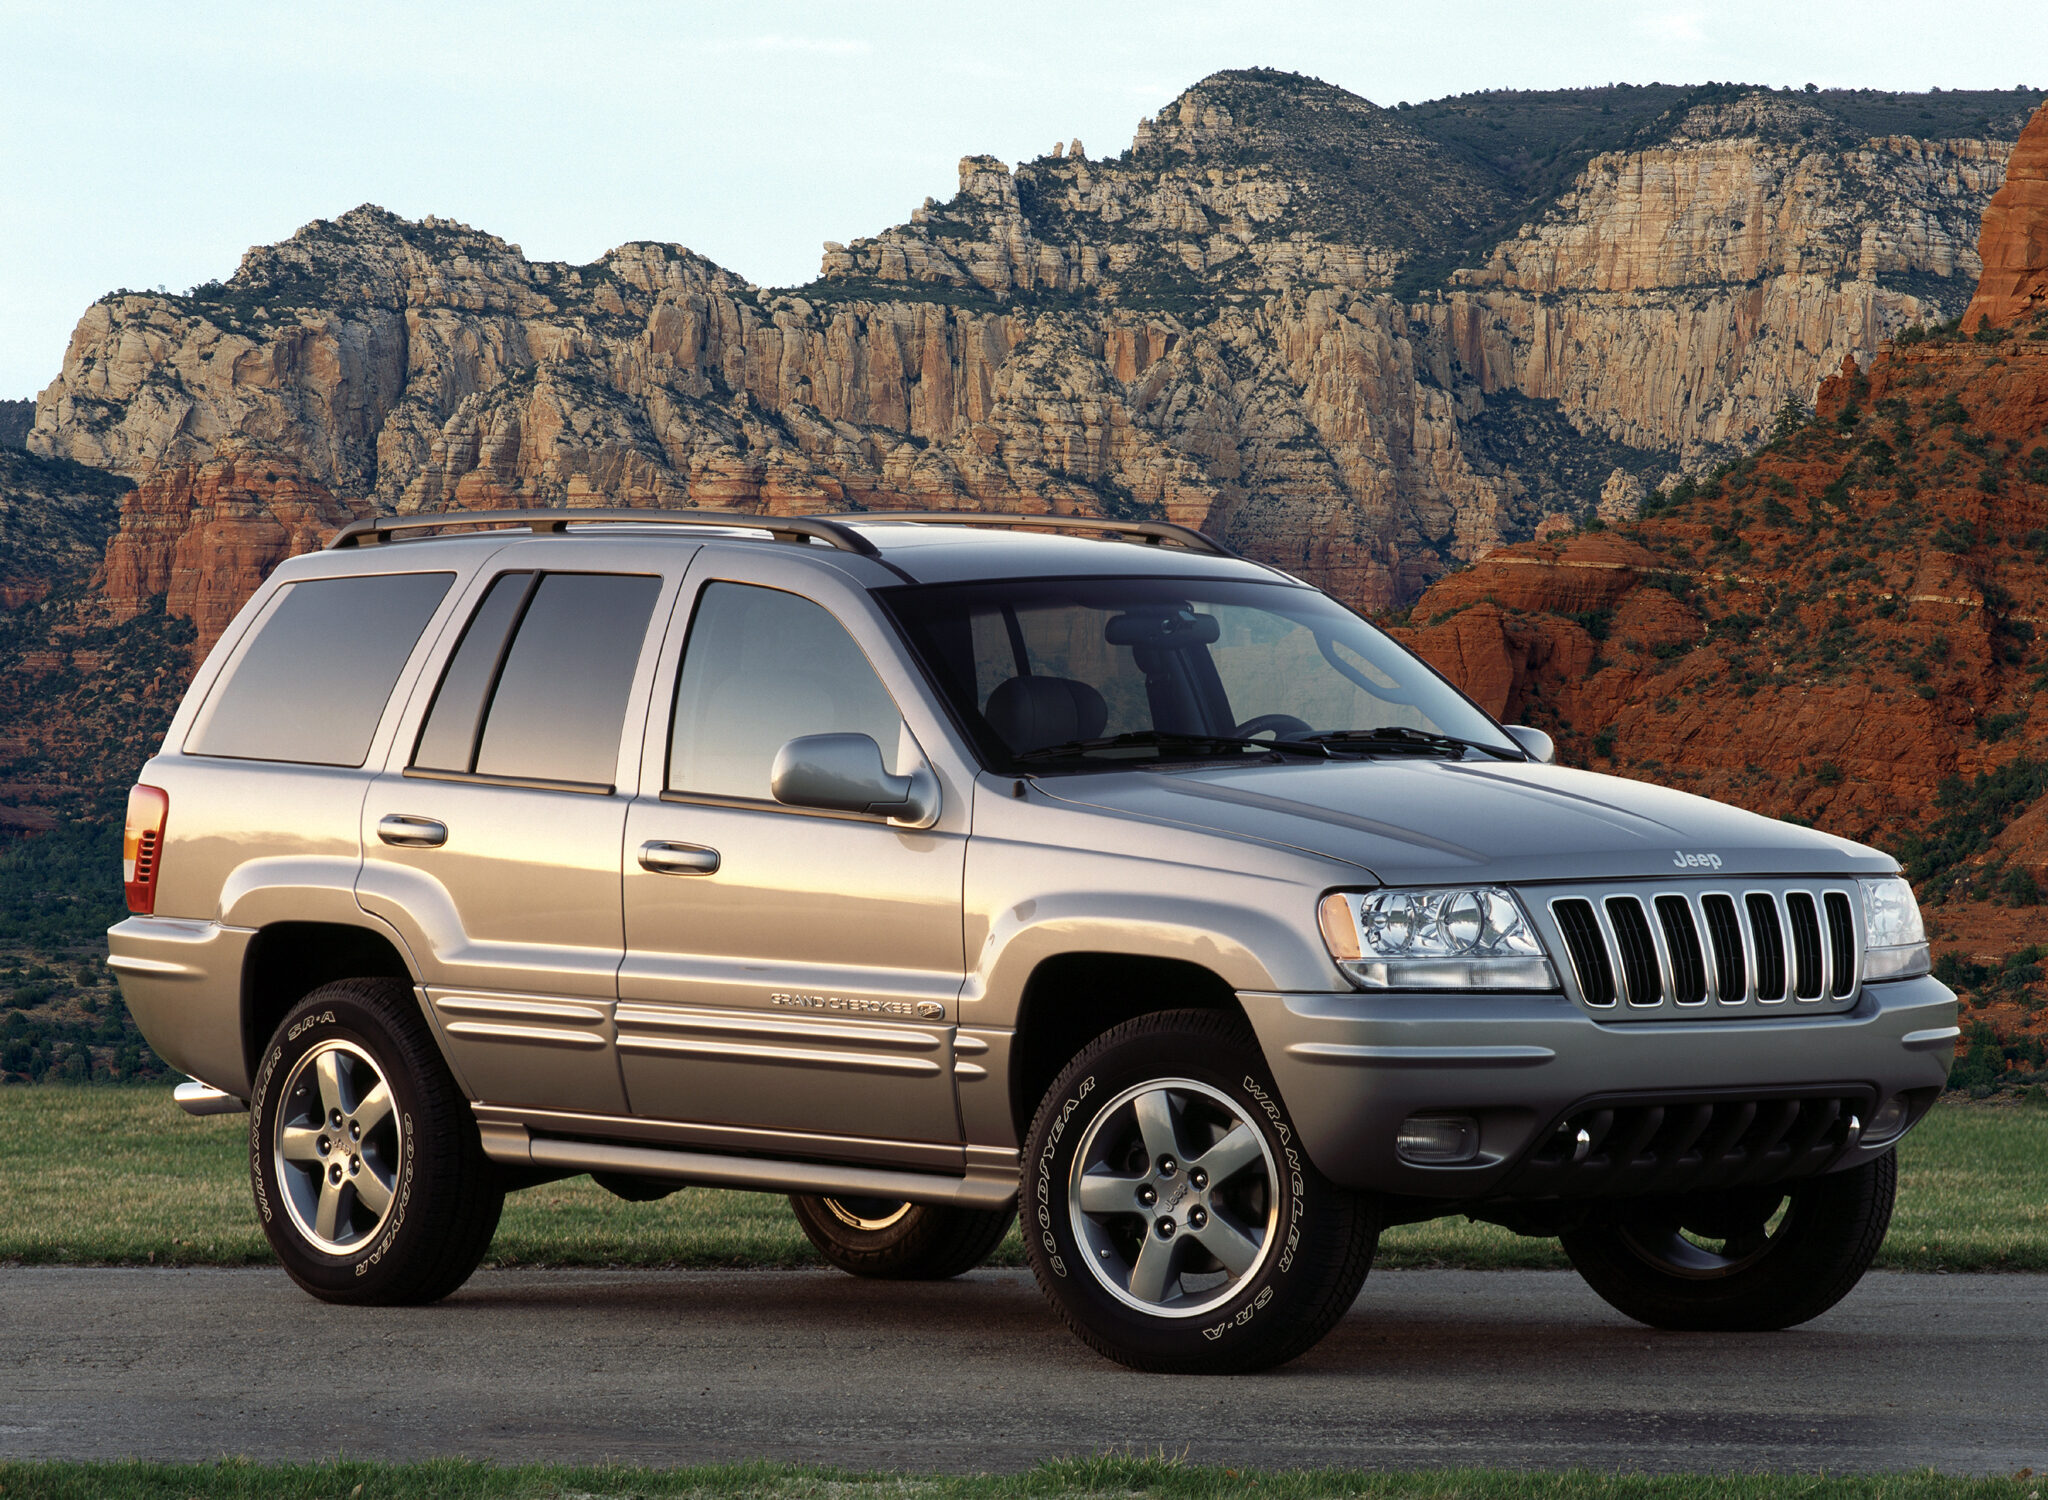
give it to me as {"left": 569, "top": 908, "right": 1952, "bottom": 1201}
{"left": 1498, "top": 1088, "right": 1874, "bottom": 1199}
{"left": 1655, "top": 895, "right": 1708, "bottom": 1005}
{"left": 1701, "top": 894, "right": 1746, "bottom": 1002}
{"left": 1553, "top": 899, "right": 1616, "bottom": 1007}
{"left": 1542, "top": 880, "right": 1859, "bottom": 1019}
{"left": 1746, "top": 893, "right": 1788, "bottom": 1001}
{"left": 1786, "top": 892, "right": 1825, "bottom": 999}
{"left": 1606, "top": 897, "right": 1663, "bottom": 1006}
{"left": 1824, "top": 891, "right": 1857, "bottom": 997}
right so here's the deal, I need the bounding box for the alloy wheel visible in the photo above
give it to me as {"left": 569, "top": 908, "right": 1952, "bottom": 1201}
{"left": 1067, "top": 1077, "right": 1279, "bottom": 1318}
{"left": 273, "top": 1039, "right": 403, "bottom": 1254}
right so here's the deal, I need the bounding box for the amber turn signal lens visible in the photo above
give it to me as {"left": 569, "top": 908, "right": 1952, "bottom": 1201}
{"left": 123, "top": 784, "right": 169, "bottom": 915}
{"left": 1318, "top": 893, "right": 1363, "bottom": 961}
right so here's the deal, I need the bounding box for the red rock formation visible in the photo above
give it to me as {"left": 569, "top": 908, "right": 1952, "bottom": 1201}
{"left": 1964, "top": 102, "right": 2048, "bottom": 331}
{"left": 1391, "top": 284, "right": 2048, "bottom": 1070}
{"left": 100, "top": 447, "right": 371, "bottom": 648}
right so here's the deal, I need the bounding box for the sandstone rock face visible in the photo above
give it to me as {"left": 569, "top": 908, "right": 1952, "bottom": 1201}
{"left": 1964, "top": 102, "right": 2048, "bottom": 330}
{"left": 99, "top": 448, "right": 371, "bottom": 648}
{"left": 1442, "top": 98, "right": 2009, "bottom": 465}
{"left": 823, "top": 73, "right": 1511, "bottom": 300}
{"left": 1398, "top": 318, "right": 2048, "bottom": 887}
{"left": 25, "top": 74, "right": 2034, "bottom": 616}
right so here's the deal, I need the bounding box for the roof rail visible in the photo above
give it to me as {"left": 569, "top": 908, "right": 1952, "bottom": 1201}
{"left": 327, "top": 508, "right": 881, "bottom": 556}
{"left": 849, "top": 511, "right": 1239, "bottom": 557}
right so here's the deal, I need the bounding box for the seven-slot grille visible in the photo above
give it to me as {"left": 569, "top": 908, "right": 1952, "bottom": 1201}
{"left": 1545, "top": 883, "right": 1862, "bottom": 1018}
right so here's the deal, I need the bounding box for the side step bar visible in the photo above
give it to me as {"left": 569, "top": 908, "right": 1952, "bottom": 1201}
{"left": 478, "top": 1123, "right": 1018, "bottom": 1211}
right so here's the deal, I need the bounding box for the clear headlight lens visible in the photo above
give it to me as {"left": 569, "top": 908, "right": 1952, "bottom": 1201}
{"left": 1319, "top": 886, "right": 1559, "bottom": 991}
{"left": 1859, "top": 875, "right": 1931, "bottom": 981}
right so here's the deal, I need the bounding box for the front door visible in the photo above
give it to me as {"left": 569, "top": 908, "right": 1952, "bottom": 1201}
{"left": 357, "top": 540, "right": 687, "bottom": 1115}
{"left": 618, "top": 560, "right": 967, "bottom": 1165}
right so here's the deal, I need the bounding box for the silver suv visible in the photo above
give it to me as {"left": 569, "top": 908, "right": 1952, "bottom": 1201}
{"left": 111, "top": 510, "right": 1957, "bottom": 1373}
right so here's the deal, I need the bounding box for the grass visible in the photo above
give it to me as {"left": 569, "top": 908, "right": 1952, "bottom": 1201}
{"left": 1, "top": 1087, "right": 2043, "bottom": 1272}
{"left": 0, "top": 1458, "right": 2042, "bottom": 1500}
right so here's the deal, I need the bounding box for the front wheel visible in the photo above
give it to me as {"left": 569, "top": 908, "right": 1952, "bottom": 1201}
{"left": 1559, "top": 1151, "right": 1897, "bottom": 1331}
{"left": 249, "top": 978, "right": 503, "bottom": 1304}
{"left": 1021, "top": 1009, "right": 1378, "bottom": 1374}
{"left": 788, "top": 1194, "right": 1014, "bottom": 1279}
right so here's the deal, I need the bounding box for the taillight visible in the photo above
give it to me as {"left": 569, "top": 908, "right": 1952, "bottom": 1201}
{"left": 123, "top": 784, "right": 169, "bottom": 915}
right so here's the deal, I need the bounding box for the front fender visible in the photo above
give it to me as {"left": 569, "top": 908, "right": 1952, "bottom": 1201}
{"left": 963, "top": 893, "right": 1309, "bottom": 1021}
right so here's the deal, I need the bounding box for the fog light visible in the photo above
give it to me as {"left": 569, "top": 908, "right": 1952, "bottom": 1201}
{"left": 1397, "top": 1114, "right": 1480, "bottom": 1164}
{"left": 1864, "top": 1095, "right": 1912, "bottom": 1144}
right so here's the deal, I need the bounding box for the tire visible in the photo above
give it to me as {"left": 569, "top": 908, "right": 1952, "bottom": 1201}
{"left": 789, "top": 1194, "right": 1015, "bottom": 1280}
{"left": 1559, "top": 1150, "right": 1897, "bottom": 1332}
{"left": 249, "top": 977, "right": 504, "bottom": 1305}
{"left": 1020, "top": 1009, "right": 1378, "bottom": 1374}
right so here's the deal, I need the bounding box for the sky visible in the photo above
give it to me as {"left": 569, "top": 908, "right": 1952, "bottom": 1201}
{"left": 2, "top": 0, "right": 2043, "bottom": 399}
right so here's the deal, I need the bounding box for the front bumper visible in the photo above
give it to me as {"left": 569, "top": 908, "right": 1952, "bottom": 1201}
{"left": 1238, "top": 976, "right": 1958, "bottom": 1196}
{"left": 109, "top": 916, "right": 254, "bottom": 1098}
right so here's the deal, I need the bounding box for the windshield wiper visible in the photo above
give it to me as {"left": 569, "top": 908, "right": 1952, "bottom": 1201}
{"left": 1303, "top": 726, "right": 1520, "bottom": 760}
{"left": 1013, "top": 730, "right": 1329, "bottom": 764}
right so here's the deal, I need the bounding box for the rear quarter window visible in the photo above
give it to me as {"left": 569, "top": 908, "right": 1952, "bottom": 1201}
{"left": 185, "top": 572, "right": 453, "bottom": 766}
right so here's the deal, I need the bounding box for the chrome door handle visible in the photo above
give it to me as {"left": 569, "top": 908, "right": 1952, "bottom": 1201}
{"left": 377, "top": 814, "right": 448, "bottom": 848}
{"left": 638, "top": 840, "right": 719, "bottom": 876}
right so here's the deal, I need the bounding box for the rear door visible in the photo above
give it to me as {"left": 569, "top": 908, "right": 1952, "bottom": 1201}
{"left": 357, "top": 538, "right": 692, "bottom": 1115}
{"left": 616, "top": 551, "right": 969, "bottom": 1167}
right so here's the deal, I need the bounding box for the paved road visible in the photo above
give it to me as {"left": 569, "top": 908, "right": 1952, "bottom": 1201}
{"left": 3, "top": 1267, "right": 2043, "bottom": 1474}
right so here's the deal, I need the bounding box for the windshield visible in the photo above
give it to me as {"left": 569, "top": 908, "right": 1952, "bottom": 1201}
{"left": 883, "top": 576, "right": 1521, "bottom": 771}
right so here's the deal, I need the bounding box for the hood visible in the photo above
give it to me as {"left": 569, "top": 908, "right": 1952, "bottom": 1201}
{"left": 1037, "top": 757, "right": 1894, "bottom": 886}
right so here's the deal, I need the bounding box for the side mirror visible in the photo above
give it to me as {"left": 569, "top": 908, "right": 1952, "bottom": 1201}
{"left": 1503, "top": 725, "right": 1556, "bottom": 764}
{"left": 770, "top": 733, "right": 940, "bottom": 829}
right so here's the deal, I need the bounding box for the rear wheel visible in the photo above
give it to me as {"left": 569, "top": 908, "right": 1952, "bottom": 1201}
{"left": 249, "top": 978, "right": 503, "bottom": 1304}
{"left": 1021, "top": 1009, "right": 1378, "bottom": 1374}
{"left": 1559, "top": 1152, "right": 1897, "bottom": 1331}
{"left": 788, "top": 1194, "right": 1014, "bottom": 1280}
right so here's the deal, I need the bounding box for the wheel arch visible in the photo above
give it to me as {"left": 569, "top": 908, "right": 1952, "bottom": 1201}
{"left": 1006, "top": 950, "right": 1253, "bottom": 1141}
{"left": 241, "top": 920, "right": 418, "bottom": 1081}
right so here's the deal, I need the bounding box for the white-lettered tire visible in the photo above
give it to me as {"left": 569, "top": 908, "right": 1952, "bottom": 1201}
{"left": 788, "top": 1194, "right": 1014, "bottom": 1279}
{"left": 1559, "top": 1151, "right": 1897, "bottom": 1331}
{"left": 1021, "top": 1009, "right": 1378, "bottom": 1374}
{"left": 249, "top": 977, "right": 503, "bottom": 1304}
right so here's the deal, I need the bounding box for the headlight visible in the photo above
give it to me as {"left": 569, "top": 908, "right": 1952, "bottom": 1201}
{"left": 1318, "top": 887, "right": 1559, "bottom": 991}
{"left": 1859, "top": 875, "right": 1930, "bottom": 981}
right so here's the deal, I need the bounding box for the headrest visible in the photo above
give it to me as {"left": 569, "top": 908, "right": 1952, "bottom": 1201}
{"left": 984, "top": 676, "right": 1109, "bottom": 753}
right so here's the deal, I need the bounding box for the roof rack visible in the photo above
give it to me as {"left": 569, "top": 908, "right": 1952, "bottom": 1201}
{"left": 327, "top": 508, "right": 880, "bottom": 556}
{"left": 850, "top": 511, "right": 1239, "bottom": 557}
{"left": 325, "top": 506, "right": 1238, "bottom": 561}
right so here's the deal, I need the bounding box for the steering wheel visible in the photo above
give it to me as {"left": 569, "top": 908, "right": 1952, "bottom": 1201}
{"left": 1233, "top": 713, "right": 1314, "bottom": 741}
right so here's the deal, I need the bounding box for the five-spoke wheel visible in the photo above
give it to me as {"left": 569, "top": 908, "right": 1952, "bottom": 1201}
{"left": 1023, "top": 1009, "right": 1377, "bottom": 1373}
{"left": 1069, "top": 1079, "right": 1277, "bottom": 1316}
{"left": 250, "top": 978, "right": 503, "bottom": 1304}
{"left": 274, "top": 1040, "right": 402, "bottom": 1252}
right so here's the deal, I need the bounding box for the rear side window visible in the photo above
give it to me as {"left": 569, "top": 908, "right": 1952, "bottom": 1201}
{"left": 412, "top": 571, "right": 661, "bottom": 788}
{"left": 186, "top": 572, "right": 453, "bottom": 766}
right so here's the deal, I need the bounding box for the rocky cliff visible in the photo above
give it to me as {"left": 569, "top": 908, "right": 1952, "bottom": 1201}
{"left": 1390, "top": 100, "right": 2048, "bottom": 1073}
{"left": 1965, "top": 102, "right": 2048, "bottom": 331}
{"left": 28, "top": 73, "right": 2040, "bottom": 620}
{"left": 98, "top": 448, "right": 370, "bottom": 647}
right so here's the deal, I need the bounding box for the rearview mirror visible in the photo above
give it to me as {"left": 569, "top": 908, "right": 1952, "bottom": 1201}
{"left": 1104, "top": 607, "right": 1221, "bottom": 647}
{"left": 1503, "top": 725, "right": 1555, "bottom": 764}
{"left": 770, "top": 733, "right": 940, "bottom": 829}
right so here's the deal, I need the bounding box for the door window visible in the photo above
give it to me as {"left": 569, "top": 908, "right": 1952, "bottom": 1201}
{"left": 411, "top": 571, "right": 661, "bottom": 788}
{"left": 667, "top": 582, "right": 904, "bottom": 800}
